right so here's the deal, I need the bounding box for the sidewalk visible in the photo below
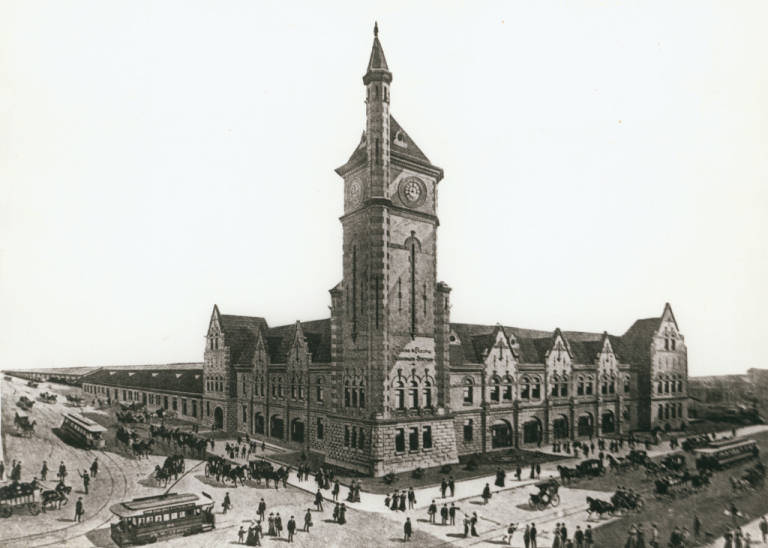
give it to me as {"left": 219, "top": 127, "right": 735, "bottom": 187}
{"left": 205, "top": 424, "right": 768, "bottom": 515}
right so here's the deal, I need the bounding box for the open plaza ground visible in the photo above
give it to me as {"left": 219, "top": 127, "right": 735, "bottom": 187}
{"left": 3, "top": 376, "right": 768, "bottom": 547}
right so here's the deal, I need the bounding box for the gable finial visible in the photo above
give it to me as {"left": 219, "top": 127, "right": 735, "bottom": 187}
{"left": 374, "top": 21, "right": 379, "bottom": 37}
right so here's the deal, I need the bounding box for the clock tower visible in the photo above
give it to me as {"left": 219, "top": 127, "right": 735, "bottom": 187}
{"left": 331, "top": 23, "right": 457, "bottom": 475}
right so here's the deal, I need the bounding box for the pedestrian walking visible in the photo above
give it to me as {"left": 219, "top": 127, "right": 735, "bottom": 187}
{"left": 694, "top": 514, "right": 701, "bottom": 539}
{"left": 74, "top": 497, "right": 84, "bottom": 522}
{"left": 258, "top": 498, "right": 266, "bottom": 521}
{"left": 332, "top": 480, "right": 340, "bottom": 501}
{"left": 304, "top": 508, "right": 312, "bottom": 532}
{"left": 222, "top": 492, "right": 232, "bottom": 514}
{"left": 238, "top": 526, "right": 246, "bottom": 543}
{"left": 40, "top": 461, "right": 48, "bottom": 481}
{"left": 428, "top": 500, "right": 437, "bottom": 523}
{"left": 449, "top": 476, "right": 455, "bottom": 497}
{"left": 58, "top": 461, "right": 67, "bottom": 482}
{"left": 449, "top": 502, "right": 457, "bottom": 525}
{"left": 90, "top": 458, "right": 98, "bottom": 478}
{"left": 531, "top": 523, "right": 538, "bottom": 548}
{"left": 536, "top": 463, "right": 541, "bottom": 478}
{"left": 408, "top": 487, "right": 416, "bottom": 509}
{"left": 760, "top": 516, "right": 768, "bottom": 543}
{"left": 463, "top": 516, "right": 470, "bottom": 538}
{"left": 471, "top": 512, "right": 479, "bottom": 537}
{"left": 516, "top": 464, "right": 522, "bottom": 481}
{"left": 275, "top": 512, "right": 283, "bottom": 537}
{"left": 524, "top": 524, "right": 531, "bottom": 548}
{"left": 404, "top": 517, "right": 413, "bottom": 542}
{"left": 287, "top": 516, "right": 296, "bottom": 542}
{"left": 585, "top": 524, "right": 593, "bottom": 548}
{"left": 574, "top": 525, "right": 584, "bottom": 548}
{"left": 440, "top": 503, "right": 448, "bottom": 525}
{"left": 441, "top": 478, "right": 448, "bottom": 498}
{"left": 482, "top": 483, "right": 491, "bottom": 504}
{"left": 315, "top": 489, "right": 324, "bottom": 511}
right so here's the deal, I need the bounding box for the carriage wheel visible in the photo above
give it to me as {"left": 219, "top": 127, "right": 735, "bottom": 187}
{"left": 28, "top": 502, "right": 40, "bottom": 516}
{"left": 551, "top": 493, "right": 561, "bottom": 507}
{"left": 536, "top": 500, "right": 546, "bottom": 511}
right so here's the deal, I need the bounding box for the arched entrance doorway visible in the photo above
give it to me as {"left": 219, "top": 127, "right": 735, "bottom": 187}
{"left": 522, "top": 418, "right": 543, "bottom": 445}
{"left": 253, "top": 413, "right": 264, "bottom": 434}
{"left": 213, "top": 407, "right": 224, "bottom": 430}
{"left": 491, "top": 419, "right": 513, "bottom": 448}
{"left": 291, "top": 418, "right": 305, "bottom": 443}
{"left": 270, "top": 415, "right": 284, "bottom": 440}
{"left": 577, "top": 413, "right": 594, "bottom": 438}
{"left": 552, "top": 414, "right": 569, "bottom": 440}
{"left": 601, "top": 411, "right": 615, "bottom": 434}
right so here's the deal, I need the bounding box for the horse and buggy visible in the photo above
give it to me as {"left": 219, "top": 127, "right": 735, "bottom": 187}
{"left": 13, "top": 411, "right": 36, "bottom": 437}
{"left": 26, "top": 380, "right": 39, "bottom": 388}
{"left": 65, "top": 394, "right": 84, "bottom": 407}
{"left": 558, "top": 459, "right": 605, "bottom": 484}
{"left": 16, "top": 396, "right": 34, "bottom": 410}
{"left": 586, "top": 487, "right": 645, "bottom": 520}
{"left": 38, "top": 391, "right": 57, "bottom": 404}
{"left": 528, "top": 479, "right": 560, "bottom": 511}
{"left": 654, "top": 469, "right": 711, "bottom": 498}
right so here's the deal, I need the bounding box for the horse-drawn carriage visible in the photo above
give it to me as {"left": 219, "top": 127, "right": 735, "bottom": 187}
{"left": 248, "top": 459, "right": 275, "bottom": 479}
{"left": 655, "top": 470, "right": 711, "bottom": 497}
{"left": 38, "top": 392, "right": 57, "bottom": 404}
{"left": 13, "top": 411, "right": 36, "bottom": 437}
{"left": 529, "top": 479, "right": 560, "bottom": 510}
{"left": 558, "top": 459, "right": 605, "bottom": 483}
{"left": 116, "top": 410, "right": 146, "bottom": 424}
{"left": 627, "top": 449, "right": 649, "bottom": 467}
{"left": 16, "top": 396, "right": 34, "bottom": 410}
{"left": 27, "top": 380, "right": 39, "bottom": 388}
{"left": 0, "top": 482, "right": 41, "bottom": 517}
{"left": 65, "top": 394, "right": 84, "bottom": 407}
{"left": 662, "top": 454, "right": 687, "bottom": 472}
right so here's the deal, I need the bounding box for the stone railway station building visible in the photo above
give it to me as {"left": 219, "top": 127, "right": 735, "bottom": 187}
{"left": 82, "top": 26, "right": 690, "bottom": 476}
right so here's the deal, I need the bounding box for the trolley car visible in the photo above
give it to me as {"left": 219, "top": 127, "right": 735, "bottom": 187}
{"left": 695, "top": 438, "right": 759, "bottom": 471}
{"left": 60, "top": 413, "right": 107, "bottom": 449}
{"left": 109, "top": 492, "right": 215, "bottom": 546}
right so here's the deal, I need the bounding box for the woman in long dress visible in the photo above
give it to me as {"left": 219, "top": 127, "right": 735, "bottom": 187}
{"left": 267, "top": 514, "right": 276, "bottom": 536}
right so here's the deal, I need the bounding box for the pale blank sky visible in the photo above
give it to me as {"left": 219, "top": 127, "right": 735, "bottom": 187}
{"left": 1, "top": 1, "right": 766, "bottom": 375}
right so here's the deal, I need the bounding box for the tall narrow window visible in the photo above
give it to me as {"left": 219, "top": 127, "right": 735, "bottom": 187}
{"left": 317, "top": 417, "right": 324, "bottom": 440}
{"left": 395, "top": 428, "right": 405, "bottom": 453}
{"left": 532, "top": 378, "right": 541, "bottom": 399}
{"left": 409, "top": 427, "right": 419, "bottom": 451}
{"left": 344, "top": 380, "right": 351, "bottom": 408}
{"left": 344, "top": 425, "right": 350, "bottom": 447}
{"left": 463, "top": 419, "right": 473, "bottom": 442}
{"left": 358, "top": 429, "right": 365, "bottom": 449}
{"left": 463, "top": 379, "right": 473, "bottom": 404}
{"left": 359, "top": 381, "right": 365, "bottom": 408}
{"left": 351, "top": 384, "right": 358, "bottom": 407}
{"left": 396, "top": 381, "right": 405, "bottom": 410}
{"left": 398, "top": 278, "right": 402, "bottom": 313}
{"left": 491, "top": 377, "right": 500, "bottom": 402}
{"left": 423, "top": 381, "right": 432, "bottom": 408}
{"left": 316, "top": 377, "right": 324, "bottom": 402}
{"left": 423, "top": 426, "right": 432, "bottom": 449}
{"left": 409, "top": 381, "right": 419, "bottom": 409}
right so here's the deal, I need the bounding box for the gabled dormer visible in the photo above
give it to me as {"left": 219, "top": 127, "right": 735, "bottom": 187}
{"left": 597, "top": 332, "right": 618, "bottom": 377}
{"left": 251, "top": 328, "right": 268, "bottom": 370}
{"left": 482, "top": 325, "right": 518, "bottom": 376}
{"left": 654, "top": 302, "right": 685, "bottom": 354}
{"left": 545, "top": 328, "right": 574, "bottom": 377}
{"left": 286, "top": 321, "right": 311, "bottom": 369}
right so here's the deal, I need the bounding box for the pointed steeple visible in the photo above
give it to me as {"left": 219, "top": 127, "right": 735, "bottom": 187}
{"left": 364, "top": 22, "right": 391, "bottom": 84}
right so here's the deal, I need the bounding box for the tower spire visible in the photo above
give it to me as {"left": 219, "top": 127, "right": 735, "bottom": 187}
{"left": 364, "top": 22, "right": 390, "bottom": 84}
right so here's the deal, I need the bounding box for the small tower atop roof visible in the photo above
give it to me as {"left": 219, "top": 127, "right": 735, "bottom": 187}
{"left": 364, "top": 22, "right": 391, "bottom": 84}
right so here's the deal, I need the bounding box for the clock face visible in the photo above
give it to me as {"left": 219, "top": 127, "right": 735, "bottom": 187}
{"left": 398, "top": 177, "right": 427, "bottom": 207}
{"left": 349, "top": 180, "right": 361, "bottom": 205}
{"left": 403, "top": 180, "right": 421, "bottom": 202}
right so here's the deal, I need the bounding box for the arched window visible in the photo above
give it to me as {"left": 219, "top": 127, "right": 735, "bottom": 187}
{"left": 608, "top": 377, "right": 615, "bottom": 394}
{"left": 677, "top": 377, "right": 683, "bottom": 393}
{"left": 277, "top": 379, "right": 283, "bottom": 398}
{"left": 577, "top": 376, "right": 585, "bottom": 396}
{"left": 664, "top": 379, "right": 670, "bottom": 394}
{"left": 623, "top": 376, "right": 631, "bottom": 394}
{"left": 409, "top": 380, "right": 419, "bottom": 409}
{"left": 490, "top": 376, "right": 500, "bottom": 402}
{"left": 462, "top": 378, "right": 473, "bottom": 404}
{"left": 502, "top": 375, "right": 513, "bottom": 401}
{"left": 586, "top": 377, "right": 594, "bottom": 395}
{"left": 657, "top": 378, "right": 663, "bottom": 394}
{"left": 550, "top": 375, "right": 559, "bottom": 397}
{"left": 658, "top": 404, "right": 663, "bottom": 419}
{"left": 291, "top": 376, "right": 297, "bottom": 399}
{"left": 560, "top": 376, "right": 568, "bottom": 397}
{"left": 521, "top": 376, "right": 531, "bottom": 400}
{"left": 359, "top": 380, "right": 366, "bottom": 408}
{"left": 423, "top": 380, "right": 432, "bottom": 408}
{"left": 344, "top": 380, "right": 351, "bottom": 408}
{"left": 351, "top": 381, "right": 358, "bottom": 407}
{"left": 532, "top": 377, "right": 541, "bottom": 399}
{"left": 316, "top": 377, "right": 324, "bottom": 402}
{"left": 395, "top": 380, "right": 405, "bottom": 410}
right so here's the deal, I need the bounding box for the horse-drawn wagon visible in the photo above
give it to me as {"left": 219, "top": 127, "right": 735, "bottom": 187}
{"left": 529, "top": 479, "right": 560, "bottom": 510}
{"left": 0, "top": 482, "right": 41, "bottom": 517}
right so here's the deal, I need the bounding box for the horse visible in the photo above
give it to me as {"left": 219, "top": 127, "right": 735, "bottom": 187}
{"left": 586, "top": 497, "right": 614, "bottom": 520}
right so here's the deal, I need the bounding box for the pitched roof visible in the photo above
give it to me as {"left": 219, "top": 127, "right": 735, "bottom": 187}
{"left": 620, "top": 317, "right": 661, "bottom": 366}
{"left": 263, "top": 320, "right": 332, "bottom": 364}
{"left": 84, "top": 367, "right": 203, "bottom": 395}
{"left": 219, "top": 314, "right": 268, "bottom": 366}
{"left": 449, "top": 321, "right": 655, "bottom": 368}
{"left": 390, "top": 116, "right": 431, "bottom": 165}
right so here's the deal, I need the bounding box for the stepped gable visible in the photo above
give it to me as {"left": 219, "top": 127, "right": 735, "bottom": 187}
{"left": 219, "top": 314, "right": 268, "bottom": 366}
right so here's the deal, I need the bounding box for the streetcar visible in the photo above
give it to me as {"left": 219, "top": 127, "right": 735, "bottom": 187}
{"left": 109, "top": 492, "right": 215, "bottom": 546}
{"left": 695, "top": 438, "right": 759, "bottom": 471}
{"left": 60, "top": 413, "right": 107, "bottom": 449}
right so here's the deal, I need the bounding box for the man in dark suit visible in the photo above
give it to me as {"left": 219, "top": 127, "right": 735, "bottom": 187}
{"left": 530, "top": 523, "right": 537, "bottom": 548}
